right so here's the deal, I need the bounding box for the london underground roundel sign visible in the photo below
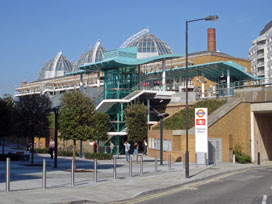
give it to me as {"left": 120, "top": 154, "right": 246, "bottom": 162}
{"left": 196, "top": 109, "right": 206, "bottom": 118}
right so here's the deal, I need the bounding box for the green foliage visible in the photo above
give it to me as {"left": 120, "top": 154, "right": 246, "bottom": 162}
{"left": 233, "top": 144, "right": 243, "bottom": 155}
{"left": 58, "top": 91, "right": 96, "bottom": 141}
{"left": 14, "top": 95, "right": 52, "bottom": 139}
{"left": 93, "top": 112, "right": 110, "bottom": 142}
{"left": 14, "top": 95, "right": 52, "bottom": 164}
{"left": 34, "top": 148, "right": 111, "bottom": 159}
{"left": 155, "top": 99, "right": 227, "bottom": 130}
{"left": 235, "top": 154, "right": 251, "bottom": 164}
{"left": 233, "top": 144, "right": 251, "bottom": 164}
{"left": 58, "top": 150, "right": 79, "bottom": 157}
{"left": 34, "top": 148, "right": 79, "bottom": 157}
{"left": 84, "top": 152, "right": 112, "bottom": 160}
{"left": 34, "top": 148, "right": 49, "bottom": 154}
{"left": 0, "top": 97, "right": 12, "bottom": 138}
{"left": 48, "top": 113, "right": 55, "bottom": 128}
{"left": 124, "top": 102, "right": 147, "bottom": 143}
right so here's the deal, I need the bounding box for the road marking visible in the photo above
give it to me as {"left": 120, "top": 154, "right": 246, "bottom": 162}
{"left": 113, "top": 169, "right": 250, "bottom": 204}
{"left": 262, "top": 195, "right": 267, "bottom": 204}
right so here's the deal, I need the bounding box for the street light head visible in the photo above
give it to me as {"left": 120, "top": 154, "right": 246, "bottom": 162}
{"left": 205, "top": 15, "right": 218, "bottom": 21}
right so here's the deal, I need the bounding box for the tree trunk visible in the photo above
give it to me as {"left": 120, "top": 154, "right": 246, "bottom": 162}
{"left": 73, "top": 139, "right": 76, "bottom": 170}
{"left": 31, "top": 137, "right": 34, "bottom": 165}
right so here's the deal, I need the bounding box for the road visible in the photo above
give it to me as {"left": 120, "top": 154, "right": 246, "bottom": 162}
{"left": 120, "top": 166, "right": 272, "bottom": 204}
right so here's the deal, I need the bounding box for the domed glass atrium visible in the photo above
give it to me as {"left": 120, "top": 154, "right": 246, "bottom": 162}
{"left": 120, "top": 28, "right": 173, "bottom": 59}
{"left": 76, "top": 41, "right": 107, "bottom": 67}
{"left": 36, "top": 51, "right": 75, "bottom": 80}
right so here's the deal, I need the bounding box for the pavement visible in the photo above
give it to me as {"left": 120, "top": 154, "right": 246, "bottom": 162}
{"left": 0, "top": 142, "right": 271, "bottom": 204}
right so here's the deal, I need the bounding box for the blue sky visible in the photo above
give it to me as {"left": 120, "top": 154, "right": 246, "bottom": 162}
{"left": 0, "top": 0, "right": 271, "bottom": 96}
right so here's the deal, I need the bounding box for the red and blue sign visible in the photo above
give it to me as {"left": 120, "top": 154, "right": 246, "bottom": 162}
{"left": 196, "top": 109, "right": 206, "bottom": 118}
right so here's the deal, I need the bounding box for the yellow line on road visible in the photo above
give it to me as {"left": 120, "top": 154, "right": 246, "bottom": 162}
{"left": 113, "top": 169, "right": 250, "bottom": 204}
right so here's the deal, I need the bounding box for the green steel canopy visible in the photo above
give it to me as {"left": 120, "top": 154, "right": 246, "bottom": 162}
{"left": 145, "top": 61, "right": 262, "bottom": 82}
{"left": 78, "top": 47, "right": 184, "bottom": 71}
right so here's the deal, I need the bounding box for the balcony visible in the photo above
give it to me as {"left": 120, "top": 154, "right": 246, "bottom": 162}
{"left": 257, "top": 53, "right": 264, "bottom": 59}
{"left": 257, "top": 62, "right": 264, "bottom": 68}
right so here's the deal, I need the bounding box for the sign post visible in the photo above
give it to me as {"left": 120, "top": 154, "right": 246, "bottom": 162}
{"left": 195, "top": 108, "right": 208, "bottom": 165}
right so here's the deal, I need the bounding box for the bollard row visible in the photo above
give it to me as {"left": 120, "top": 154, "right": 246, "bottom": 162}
{"left": 3, "top": 154, "right": 169, "bottom": 192}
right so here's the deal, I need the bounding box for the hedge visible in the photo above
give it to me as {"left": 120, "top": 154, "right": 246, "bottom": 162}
{"left": 84, "top": 152, "right": 112, "bottom": 160}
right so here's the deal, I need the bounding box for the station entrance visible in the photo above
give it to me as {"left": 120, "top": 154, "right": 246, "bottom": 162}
{"left": 252, "top": 103, "right": 272, "bottom": 162}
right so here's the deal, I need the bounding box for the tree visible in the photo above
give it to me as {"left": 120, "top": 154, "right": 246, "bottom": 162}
{"left": 124, "top": 102, "right": 147, "bottom": 144}
{"left": 15, "top": 94, "right": 52, "bottom": 165}
{"left": 0, "top": 95, "right": 13, "bottom": 155}
{"left": 58, "top": 91, "right": 96, "bottom": 166}
{"left": 93, "top": 112, "right": 110, "bottom": 148}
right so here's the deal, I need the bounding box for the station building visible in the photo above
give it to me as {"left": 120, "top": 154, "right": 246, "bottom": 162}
{"left": 15, "top": 28, "right": 270, "bottom": 163}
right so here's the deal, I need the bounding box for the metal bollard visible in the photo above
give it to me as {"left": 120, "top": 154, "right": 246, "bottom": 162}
{"left": 195, "top": 153, "right": 197, "bottom": 167}
{"left": 6, "top": 158, "right": 10, "bottom": 192}
{"left": 183, "top": 153, "right": 185, "bottom": 169}
{"left": 168, "top": 155, "right": 171, "bottom": 170}
{"left": 155, "top": 156, "right": 158, "bottom": 172}
{"left": 71, "top": 160, "right": 75, "bottom": 186}
{"left": 213, "top": 151, "right": 216, "bottom": 166}
{"left": 258, "top": 152, "right": 261, "bottom": 165}
{"left": 129, "top": 157, "right": 132, "bottom": 177}
{"left": 205, "top": 153, "right": 208, "bottom": 166}
{"left": 113, "top": 157, "right": 117, "bottom": 179}
{"left": 140, "top": 155, "right": 143, "bottom": 175}
{"left": 94, "top": 159, "right": 97, "bottom": 182}
{"left": 42, "top": 159, "right": 46, "bottom": 189}
{"left": 233, "top": 154, "right": 236, "bottom": 164}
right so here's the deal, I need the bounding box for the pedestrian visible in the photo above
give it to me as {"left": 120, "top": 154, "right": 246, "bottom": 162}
{"left": 93, "top": 140, "right": 97, "bottom": 153}
{"left": 133, "top": 143, "right": 138, "bottom": 155}
{"left": 110, "top": 141, "right": 115, "bottom": 154}
{"left": 143, "top": 140, "right": 148, "bottom": 155}
{"left": 49, "top": 139, "right": 55, "bottom": 159}
{"left": 124, "top": 141, "right": 131, "bottom": 162}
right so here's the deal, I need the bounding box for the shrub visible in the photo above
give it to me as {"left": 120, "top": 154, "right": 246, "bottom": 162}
{"left": 34, "top": 148, "right": 49, "bottom": 154}
{"left": 233, "top": 144, "right": 251, "bottom": 164}
{"left": 84, "top": 152, "right": 112, "bottom": 160}
{"left": 235, "top": 154, "right": 251, "bottom": 164}
{"left": 34, "top": 148, "right": 79, "bottom": 157}
{"left": 155, "top": 99, "right": 227, "bottom": 130}
{"left": 58, "top": 150, "right": 79, "bottom": 157}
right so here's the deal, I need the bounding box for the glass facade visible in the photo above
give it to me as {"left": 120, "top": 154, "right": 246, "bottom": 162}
{"left": 124, "top": 32, "right": 173, "bottom": 56}
{"left": 104, "top": 66, "right": 138, "bottom": 99}
{"left": 76, "top": 42, "right": 107, "bottom": 68}
{"left": 37, "top": 52, "right": 75, "bottom": 80}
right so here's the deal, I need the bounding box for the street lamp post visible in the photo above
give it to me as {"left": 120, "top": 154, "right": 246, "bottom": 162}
{"left": 185, "top": 15, "right": 218, "bottom": 178}
{"left": 158, "top": 113, "right": 169, "bottom": 165}
{"left": 52, "top": 106, "right": 60, "bottom": 168}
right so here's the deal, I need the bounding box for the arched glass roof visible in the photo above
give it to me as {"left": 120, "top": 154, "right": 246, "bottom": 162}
{"left": 120, "top": 28, "right": 173, "bottom": 58}
{"left": 37, "top": 51, "right": 75, "bottom": 80}
{"left": 76, "top": 41, "right": 107, "bottom": 68}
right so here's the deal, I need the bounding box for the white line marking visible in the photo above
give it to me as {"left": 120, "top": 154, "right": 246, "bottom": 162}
{"left": 262, "top": 195, "right": 267, "bottom": 204}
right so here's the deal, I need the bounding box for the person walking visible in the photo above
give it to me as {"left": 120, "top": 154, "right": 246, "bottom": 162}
{"left": 143, "top": 140, "right": 148, "bottom": 155}
{"left": 109, "top": 141, "right": 115, "bottom": 154}
{"left": 133, "top": 143, "right": 138, "bottom": 156}
{"left": 124, "top": 141, "right": 131, "bottom": 162}
{"left": 93, "top": 140, "right": 97, "bottom": 153}
{"left": 49, "top": 139, "right": 55, "bottom": 159}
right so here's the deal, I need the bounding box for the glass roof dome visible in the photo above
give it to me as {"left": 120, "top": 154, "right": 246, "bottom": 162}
{"left": 37, "top": 51, "right": 75, "bottom": 80}
{"left": 76, "top": 41, "right": 107, "bottom": 67}
{"left": 120, "top": 28, "right": 173, "bottom": 59}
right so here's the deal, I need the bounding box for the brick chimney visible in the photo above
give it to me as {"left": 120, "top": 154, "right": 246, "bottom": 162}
{"left": 208, "top": 28, "right": 216, "bottom": 51}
